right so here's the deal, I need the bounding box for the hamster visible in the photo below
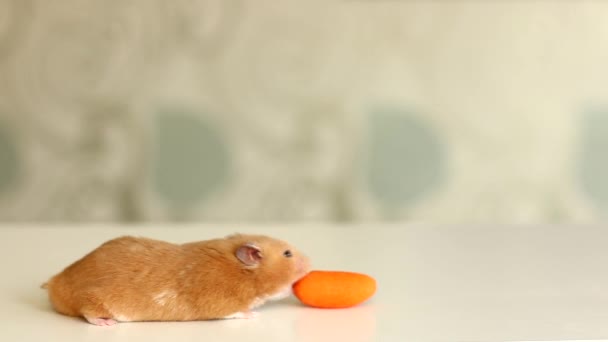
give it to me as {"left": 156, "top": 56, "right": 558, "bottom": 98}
{"left": 43, "top": 234, "right": 311, "bottom": 326}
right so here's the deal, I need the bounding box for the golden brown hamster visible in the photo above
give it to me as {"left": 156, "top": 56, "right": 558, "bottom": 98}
{"left": 43, "top": 234, "right": 311, "bottom": 326}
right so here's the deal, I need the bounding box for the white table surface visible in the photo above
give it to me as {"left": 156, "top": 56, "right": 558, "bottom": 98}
{"left": 2, "top": 224, "right": 608, "bottom": 342}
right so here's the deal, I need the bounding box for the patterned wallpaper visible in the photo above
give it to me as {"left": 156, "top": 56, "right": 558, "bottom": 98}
{"left": 0, "top": 1, "right": 607, "bottom": 223}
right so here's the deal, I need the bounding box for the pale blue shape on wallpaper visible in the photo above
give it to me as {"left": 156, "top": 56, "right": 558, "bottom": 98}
{"left": 0, "top": 122, "right": 19, "bottom": 194}
{"left": 367, "top": 108, "right": 444, "bottom": 207}
{"left": 579, "top": 108, "right": 608, "bottom": 205}
{"left": 153, "top": 110, "right": 230, "bottom": 206}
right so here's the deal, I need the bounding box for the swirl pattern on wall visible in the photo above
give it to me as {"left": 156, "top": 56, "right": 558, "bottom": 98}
{"left": 0, "top": 1, "right": 608, "bottom": 222}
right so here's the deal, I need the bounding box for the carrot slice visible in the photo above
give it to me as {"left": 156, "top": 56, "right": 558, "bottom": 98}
{"left": 293, "top": 270, "right": 376, "bottom": 308}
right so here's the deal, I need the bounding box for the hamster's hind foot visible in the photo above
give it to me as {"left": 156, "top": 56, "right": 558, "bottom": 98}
{"left": 85, "top": 317, "right": 118, "bottom": 326}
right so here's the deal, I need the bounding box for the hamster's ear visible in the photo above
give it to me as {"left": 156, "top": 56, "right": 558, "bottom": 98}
{"left": 236, "top": 243, "right": 262, "bottom": 266}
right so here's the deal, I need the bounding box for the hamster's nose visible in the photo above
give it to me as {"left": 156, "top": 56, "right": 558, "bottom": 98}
{"left": 296, "top": 256, "right": 311, "bottom": 277}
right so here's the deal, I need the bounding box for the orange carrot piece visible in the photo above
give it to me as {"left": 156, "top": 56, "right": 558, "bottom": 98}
{"left": 293, "top": 270, "right": 376, "bottom": 308}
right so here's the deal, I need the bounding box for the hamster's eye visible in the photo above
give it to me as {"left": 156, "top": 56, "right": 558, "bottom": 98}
{"left": 283, "top": 250, "right": 292, "bottom": 258}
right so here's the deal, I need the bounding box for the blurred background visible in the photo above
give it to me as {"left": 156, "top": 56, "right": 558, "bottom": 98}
{"left": 0, "top": 1, "right": 607, "bottom": 223}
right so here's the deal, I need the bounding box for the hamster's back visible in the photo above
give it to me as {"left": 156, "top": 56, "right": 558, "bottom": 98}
{"left": 45, "top": 236, "right": 182, "bottom": 316}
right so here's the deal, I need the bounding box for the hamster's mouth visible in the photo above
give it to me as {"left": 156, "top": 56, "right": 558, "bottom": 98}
{"left": 294, "top": 267, "right": 311, "bottom": 283}
{"left": 293, "top": 272, "right": 308, "bottom": 283}
{"left": 295, "top": 258, "right": 311, "bottom": 280}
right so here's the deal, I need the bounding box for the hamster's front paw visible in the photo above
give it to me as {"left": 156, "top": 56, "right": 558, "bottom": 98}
{"left": 222, "top": 311, "right": 259, "bottom": 319}
{"left": 85, "top": 317, "right": 118, "bottom": 326}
